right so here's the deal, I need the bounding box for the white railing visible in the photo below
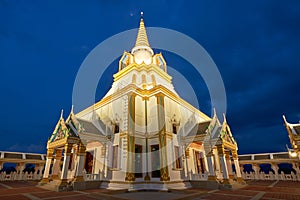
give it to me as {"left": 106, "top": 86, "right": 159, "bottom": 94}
{"left": 0, "top": 172, "right": 43, "bottom": 181}
{"left": 240, "top": 171, "right": 300, "bottom": 181}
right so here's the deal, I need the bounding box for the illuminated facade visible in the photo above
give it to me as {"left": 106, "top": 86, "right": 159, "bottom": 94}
{"left": 39, "top": 16, "right": 243, "bottom": 191}
{"left": 283, "top": 115, "right": 300, "bottom": 159}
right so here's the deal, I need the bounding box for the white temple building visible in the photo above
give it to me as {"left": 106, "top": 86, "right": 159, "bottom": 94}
{"left": 39, "top": 16, "right": 243, "bottom": 191}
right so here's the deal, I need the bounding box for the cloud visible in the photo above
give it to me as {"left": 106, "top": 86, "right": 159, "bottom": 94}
{"left": 7, "top": 143, "right": 46, "bottom": 154}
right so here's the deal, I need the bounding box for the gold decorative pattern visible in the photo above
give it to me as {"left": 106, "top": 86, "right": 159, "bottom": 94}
{"left": 217, "top": 145, "right": 225, "bottom": 155}
{"left": 113, "top": 63, "right": 172, "bottom": 83}
{"left": 77, "top": 143, "right": 86, "bottom": 155}
{"left": 232, "top": 149, "right": 238, "bottom": 159}
{"left": 47, "top": 148, "right": 54, "bottom": 158}
{"left": 64, "top": 144, "right": 73, "bottom": 155}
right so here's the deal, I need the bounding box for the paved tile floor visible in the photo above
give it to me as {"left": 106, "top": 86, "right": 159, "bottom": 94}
{"left": 0, "top": 180, "right": 299, "bottom": 200}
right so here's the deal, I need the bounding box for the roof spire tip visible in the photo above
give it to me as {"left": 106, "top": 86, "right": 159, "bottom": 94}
{"left": 223, "top": 113, "right": 227, "bottom": 123}
{"left": 282, "top": 115, "right": 287, "bottom": 123}
{"left": 60, "top": 109, "right": 64, "bottom": 119}
{"left": 213, "top": 108, "right": 217, "bottom": 117}
{"left": 141, "top": 11, "right": 144, "bottom": 19}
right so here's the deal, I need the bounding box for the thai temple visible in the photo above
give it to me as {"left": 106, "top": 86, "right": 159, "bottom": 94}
{"left": 37, "top": 16, "right": 242, "bottom": 191}
{"left": 1, "top": 15, "right": 299, "bottom": 192}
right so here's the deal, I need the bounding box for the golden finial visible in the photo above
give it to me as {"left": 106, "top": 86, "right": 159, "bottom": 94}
{"left": 134, "top": 12, "right": 150, "bottom": 47}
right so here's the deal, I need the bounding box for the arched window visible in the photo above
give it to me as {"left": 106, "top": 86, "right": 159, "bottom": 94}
{"left": 114, "top": 124, "right": 119, "bottom": 134}
{"left": 172, "top": 124, "right": 177, "bottom": 134}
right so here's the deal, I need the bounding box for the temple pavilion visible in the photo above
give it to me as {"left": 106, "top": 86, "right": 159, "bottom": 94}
{"left": 283, "top": 115, "right": 300, "bottom": 160}
{"left": 39, "top": 15, "right": 242, "bottom": 191}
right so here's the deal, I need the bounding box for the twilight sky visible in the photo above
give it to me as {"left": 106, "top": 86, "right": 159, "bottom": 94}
{"left": 0, "top": 0, "right": 300, "bottom": 154}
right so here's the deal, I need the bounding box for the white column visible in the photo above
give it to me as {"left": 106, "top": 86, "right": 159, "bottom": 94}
{"left": 234, "top": 159, "right": 242, "bottom": 178}
{"left": 41, "top": 148, "right": 54, "bottom": 182}
{"left": 104, "top": 144, "right": 108, "bottom": 177}
{"left": 203, "top": 154, "right": 209, "bottom": 172}
{"left": 52, "top": 159, "right": 60, "bottom": 176}
{"left": 75, "top": 156, "right": 85, "bottom": 176}
{"left": 43, "top": 158, "right": 52, "bottom": 179}
{"left": 226, "top": 153, "right": 233, "bottom": 178}
{"left": 214, "top": 153, "right": 221, "bottom": 173}
{"left": 52, "top": 149, "right": 63, "bottom": 178}
{"left": 220, "top": 155, "right": 229, "bottom": 180}
{"left": 60, "top": 145, "right": 72, "bottom": 180}
{"left": 183, "top": 146, "right": 189, "bottom": 178}
{"left": 206, "top": 155, "right": 216, "bottom": 179}
{"left": 61, "top": 156, "right": 70, "bottom": 180}
{"left": 74, "top": 143, "right": 86, "bottom": 181}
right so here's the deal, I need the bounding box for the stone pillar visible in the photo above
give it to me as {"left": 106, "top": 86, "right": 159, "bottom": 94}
{"left": 74, "top": 143, "right": 86, "bottom": 182}
{"left": 52, "top": 149, "right": 63, "bottom": 179}
{"left": 184, "top": 146, "right": 189, "bottom": 178}
{"left": 40, "top": 148, "right": 54, "bottom": 183}
{"left": 60, "top": 144, "right": 73, "bottom": 183}
{"left": 217, "top": 145, "right": 229, "bottom": 183}
{"left": 252, "top": 163, "right": 260, "bottom": 179}
{"left": 240, "top": 164, "right": 244, "bottom": 173}
{"left": 34, "top": 164, "right": 39, "bottom": 175}
{"left": 214, "top": 152, "right": 221, "bottom": 173}
{"left": 38, "top": 165, "right": 44, "bottom": 179}
{"left": 271, "top": 163, "right": 279, "bottom": 175}
{"left": 125, "top": 93, "right": 136, "bottom": 182}
{"left": 17, "top": 162, "right": 26, "bottom": 180}
{"left": 17, "top": 162, "right": 26, "bottom": 173}
{"left": 156, "top": 93, "right": 170, "bottom": 181}
{"left": 292, "top": 162, "right": 300, "bottom": 173}
{"left": 104, "top": 144, "right": 108, "bottom": 178}
{"left": 232, "top": 149, "right": 243, "bottom": 182}
{"left": 206, "top": 153, "right": 217, "bottom": 180}
{"left": 225, "top": 151, "right": 233, "bottom": 179}
{"left": 203, "top": 154, "right": 209, "bottom": 173}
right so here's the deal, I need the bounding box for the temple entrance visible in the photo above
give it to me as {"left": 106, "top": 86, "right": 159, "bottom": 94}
{"left": 135, "top": 144, "right": 143, "bottom": 178}
{"left": 151, "top": 144, "right": 161, "bottom": 178}
{"left": 195, "top": 151, "right": 205, "bottom": 173}
{"left": 85, "top": 152, "right": 94, "bottom": 174}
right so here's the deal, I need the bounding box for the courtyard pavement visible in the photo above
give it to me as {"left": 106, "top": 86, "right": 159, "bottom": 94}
{"left": 0, "top": 180, "right": 300, "bottom": 200}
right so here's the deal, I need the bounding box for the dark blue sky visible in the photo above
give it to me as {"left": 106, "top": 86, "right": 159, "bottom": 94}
{"left": 0, "top": 0, "right": 299, "bottom": 154}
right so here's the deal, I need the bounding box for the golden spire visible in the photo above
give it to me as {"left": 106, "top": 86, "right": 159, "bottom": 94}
{"left": 131, "top": 12, "right": 153, "bottom": 56}
{"left": 134, "top": 12, "right": 150, "bottom": 47}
